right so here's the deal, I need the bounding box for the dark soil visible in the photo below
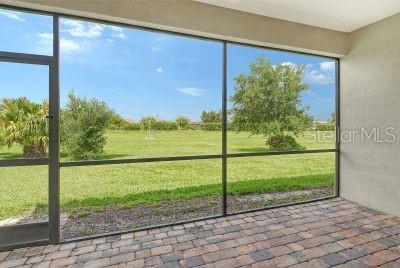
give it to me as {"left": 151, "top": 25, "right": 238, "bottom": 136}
{"left": 61, "top": 196, "right": 222, "bottom": 239}
{"left": 227, "top": 187, "right": 333, "bottom": 212}
{"left": 19, "top": 214, "right": 48, "bottom": 224}
{"left": 61, "top": 187, "right": 333, "bottom": 239}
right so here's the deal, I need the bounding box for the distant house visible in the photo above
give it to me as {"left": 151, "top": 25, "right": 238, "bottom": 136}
{"left": 189, "top": 120, "right": 201, "bottom": 126}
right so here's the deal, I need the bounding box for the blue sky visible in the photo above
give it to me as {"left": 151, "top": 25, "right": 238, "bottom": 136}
{"left": 0, "top": 8, "right": 335, "bottom": 121}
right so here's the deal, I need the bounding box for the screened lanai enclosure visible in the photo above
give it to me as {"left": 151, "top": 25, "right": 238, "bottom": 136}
{"left": 0, "top": 6, "right": 339, "bottom": 251}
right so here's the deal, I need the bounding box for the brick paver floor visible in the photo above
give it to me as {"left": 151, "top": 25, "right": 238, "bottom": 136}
{"left": 1, "top": 198, "right": 400, "bottom": 267}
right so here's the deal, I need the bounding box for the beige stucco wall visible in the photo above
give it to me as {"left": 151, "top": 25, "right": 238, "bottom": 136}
{"left": 340, "top": 12, "right": 400, "bottom": 216}
{"left": 0, "top": 0, "right": 348, "bottom": 57}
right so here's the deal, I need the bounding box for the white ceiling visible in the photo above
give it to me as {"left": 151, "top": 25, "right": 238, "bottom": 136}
{"left": 194, "top": 0, "right": 400, "bottom": 32}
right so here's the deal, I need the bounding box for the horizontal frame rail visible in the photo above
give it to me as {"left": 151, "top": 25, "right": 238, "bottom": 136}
{"left": 60, "top": 154, "right": 223, "bottom": 167}
{"left": 60, "top": 149, "right": 337, "bottom": 167}
{"left": 0, "top": 158, "right": 49, "bottom": 167}
{"left": 227, "top": 148, "right": 336, "bottom": 158}
{"left": 0, "top": 51, "right": 53, "bottom": 65}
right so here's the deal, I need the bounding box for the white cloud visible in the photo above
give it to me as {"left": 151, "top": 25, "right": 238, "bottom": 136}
{"left": 38, "top": 19, "right": 127, "bottom": 54}
{"left": 0, "top": 10, "right": 25, "bottom": 21}
{"left": 37, "top": 32, "right": 86, "bottom": 53}
{"left": 304, "top": 70, "right": 333, "bottom": 85}
{"left": 60, "top": 39, "right": 85, "bottom": 53}
{"left": 36, "top": 32, "right": 53, "bottom": 53}
{"left": 155, "top": 67, "right": 163, "bottom": 73}
{"left": 176, "top": 87, "right": 202, "bottom": 97}
{"left": 152, "top": 46, "right": 162, "bottom": 52}
{"left": 302, "top": 61, "right": 335, "bottom": 85}
{"left": 320, "top": 61, "right": 335, "bottom": 72}
{"left": 62, "top": 19, "right": 103, "bottom": 38}
{"left": 281, "top": 61, "right": 295, "bottom": 67}
{"left": 37, "top": 32, "right": 52, "bottom": 42}
{"left": 304, "top": 89, "right": 317, "bottom": 97}
{"left": 110, "top": 26, "right": 123, "bottom": 32}
{"left": 112, "top": 32, "right": 126, "bottom": 40}
{"left": 109, "top": 25, "right": 126, "bottom": 40}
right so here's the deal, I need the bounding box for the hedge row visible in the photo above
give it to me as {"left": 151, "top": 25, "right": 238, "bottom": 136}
{"left": 199, "top": 123, "right": 241, "bottom": 131}
{"left": 109, "top": 121, "right": 179, "bottom": 131}
{"left": 109, "top": 122, "right": 229, "bottom": 131}
{"left": 200, "top": 123, "right": 221, "bottom": 131}
{"left": 314, "top": 123, "right": 335, "bottom": 131}
{"left": 109, "top": 122, "right": 335, "bottom": 132}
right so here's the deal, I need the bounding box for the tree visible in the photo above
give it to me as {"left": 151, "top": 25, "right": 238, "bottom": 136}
{"left": 330, "top": 111, "right": 336, "bottom": 124}
{"left": 0, "top": 97, "right": 49, "bottom": 158}
{"left": 139, "top": 116, "right": 157, "bottom": 131}
{"left": 201, "top": 110, "right": 222, "bottom": 123}
{"left": 230, "top": 56, "right": 312, "bottom": 150}
{"left": 61, "top": 92, "right": 112, "bottom": 160}
{"left": 108, "top": 113, "right": 128, "bottom": 130}
{"left": 175, "top": 116, "right": 190, "bottom": 130}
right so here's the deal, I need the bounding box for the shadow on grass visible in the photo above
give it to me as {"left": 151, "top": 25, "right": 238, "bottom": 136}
{"left": 234, "top": 147, "right": 311, "bottom": 153}
{"left": 0, "top": 152, "right": 25, "bottom": 160}
{"left": 61, "top": 173, "right": 334, "bottom": 211}
{"left": 93, "top": 153, "right": 132, "bottom": 160}
{"left": 234, "top": 147, "right": 270, "bottom": 153}
{"left": 60, "top": 153, "right": 132, "bottom": 161}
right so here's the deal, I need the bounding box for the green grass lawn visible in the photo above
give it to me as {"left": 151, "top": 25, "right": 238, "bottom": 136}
{"left": 0, "top": 130, "right": 335, "bottom": 220}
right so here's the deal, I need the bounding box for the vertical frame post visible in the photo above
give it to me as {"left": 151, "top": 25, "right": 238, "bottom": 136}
{"left": 49, "top": 14, "right": 60, "bottom": 244}
{"left": 222, "top": 42, "right": 228, "bottom": 215}
{"left": 335, "top": 59, "right": 340, "bottom": 197}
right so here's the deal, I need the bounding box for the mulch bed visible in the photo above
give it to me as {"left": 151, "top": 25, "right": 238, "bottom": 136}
{"left": 61, "top": 187, "right": 333, "bottom": 239}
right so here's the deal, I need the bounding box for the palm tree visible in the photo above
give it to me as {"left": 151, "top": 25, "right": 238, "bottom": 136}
{"left": 0, "top": 97, "right": 49, "bottom": 158}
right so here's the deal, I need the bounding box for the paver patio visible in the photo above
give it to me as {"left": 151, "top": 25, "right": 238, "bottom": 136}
{"left": 1, "top": 198, "right": 400, "bottom": 267}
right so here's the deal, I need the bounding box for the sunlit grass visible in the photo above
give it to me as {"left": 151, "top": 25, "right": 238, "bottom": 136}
{"left": 0, "top": 130, "right": 335, "bottom": 219}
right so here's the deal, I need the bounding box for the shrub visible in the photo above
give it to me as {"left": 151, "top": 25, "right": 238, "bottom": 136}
{"left": 61, "top": 92, "right": 112, "bottom": 160}
{"left": 188, "top": 124, "right": 200, "bottom": 130}
{"left": 139, "top": 116, "right": 157, "bottom": 130}
{"left": 138, "top": 117, "right": 179, "bottom": 131}
{"left": 175, "top": 116, "right": 190, "bottom": 130}
{"left": 0, "top": 97, "right": 49, "bottom": 158}
{"left": 200, "top": 123, "right": 222, "bottom": 131}
{"left": 155, "top": 121, "right": 178, "bottom": 130}
{"left": 266, "top": 134, "right": 304, "bottom": 151}
{"left": 120, "top": 123, "right": 141, "bottom": 131}
{"left": 108, "top": 113, "right": 127, "bottom": 130}
{"left": 227, "top": 123, "right": 237, "bottom": 131}
{"left": 201, "top": 110, "right": 221, "bottom": 123}
{"left": 199, "top": 122, "right": 240, "bottom": 131}
{"left": 314, "top": 123, "right": 335, "bottom": 131}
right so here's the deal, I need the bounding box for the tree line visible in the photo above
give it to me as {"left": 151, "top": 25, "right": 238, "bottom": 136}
{"left": 108, "top": 110, "right": 223, "bottom": 131}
